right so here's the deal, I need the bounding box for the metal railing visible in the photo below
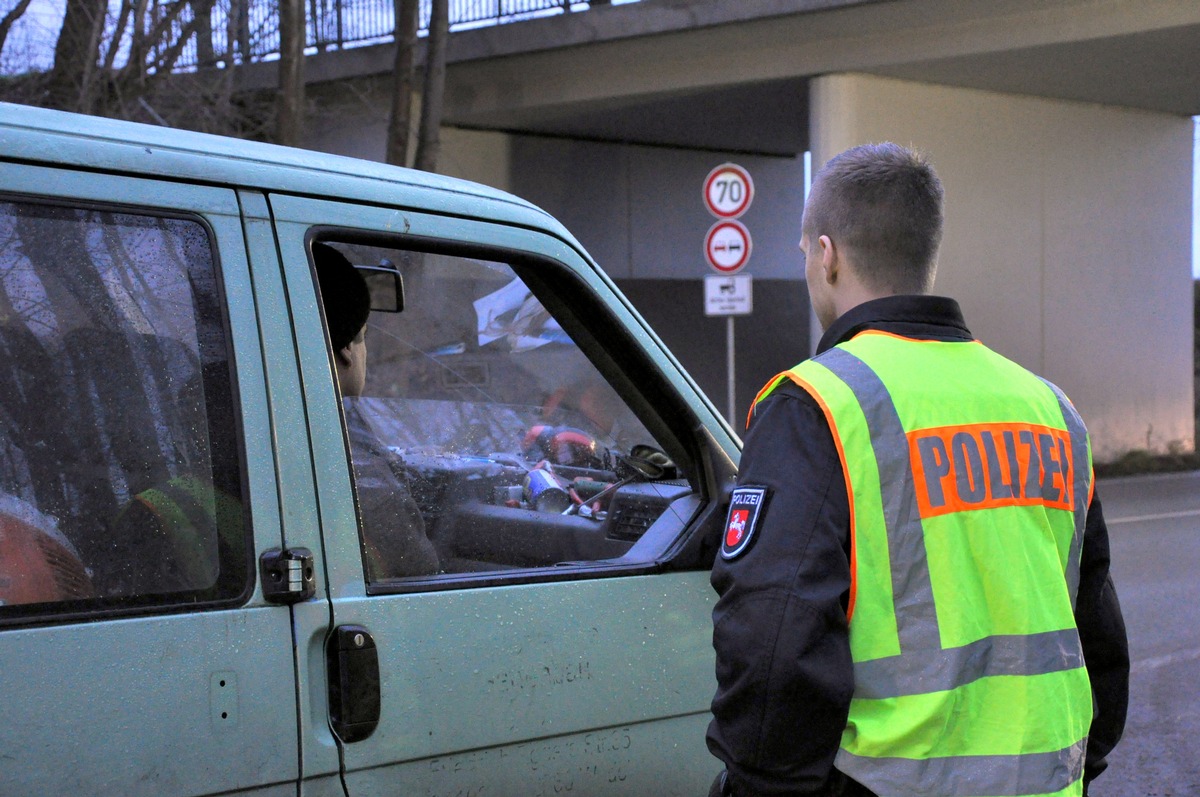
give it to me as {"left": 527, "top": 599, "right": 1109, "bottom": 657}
{"left": 161, "top": 0, "right": 614, "bottom": 71}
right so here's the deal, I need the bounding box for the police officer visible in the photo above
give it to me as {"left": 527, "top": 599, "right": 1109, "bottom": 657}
{"left": 707, "top": 143, "right": 1128, "bottom": 797}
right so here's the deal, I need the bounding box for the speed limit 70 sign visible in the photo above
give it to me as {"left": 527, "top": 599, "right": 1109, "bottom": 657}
{"left": 704, "top": 163, "right": 754, "bottom": 219}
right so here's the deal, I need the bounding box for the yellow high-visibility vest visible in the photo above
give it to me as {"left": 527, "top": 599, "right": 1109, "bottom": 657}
{"left": 125, "top": 476, "right": 242, "bottom": 589}
{"left": 755, "top": 330, "right": 1094, "bottom": 797}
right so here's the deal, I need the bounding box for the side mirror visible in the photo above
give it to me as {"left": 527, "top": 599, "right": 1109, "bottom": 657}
{"left": 355, "top": 259, "right": 404, "bottom": 313}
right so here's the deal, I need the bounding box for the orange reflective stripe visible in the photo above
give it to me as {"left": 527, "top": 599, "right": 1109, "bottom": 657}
{"left": 852, "top": 329, "right": 984, "bottom": 346}
{"left": 747, "top": 372, "right": 793, "bottom": 429}
{"left": 908, "top": 422, "right": 1073, "bottom": 519}
{"left": 772, "top": 371, "right": 858, "bottom": 622}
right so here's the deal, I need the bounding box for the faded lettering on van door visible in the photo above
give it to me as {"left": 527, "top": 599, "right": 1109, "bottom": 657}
{"left": 418, "top": 725, "right": 638, "bottom": 796}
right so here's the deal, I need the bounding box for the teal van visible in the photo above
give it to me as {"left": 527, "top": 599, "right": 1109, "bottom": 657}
{"left": 0, "top": 103, "right": 737, "bottom": 796}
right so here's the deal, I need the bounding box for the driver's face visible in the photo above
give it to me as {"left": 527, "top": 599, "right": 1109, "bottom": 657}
{"left": 339, "top": 332, "right": 368, "bottom": 397}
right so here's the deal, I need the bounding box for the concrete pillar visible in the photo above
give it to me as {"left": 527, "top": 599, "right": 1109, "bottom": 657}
{"left": 809, "top": 73, "right": 1194, "bottom": 460}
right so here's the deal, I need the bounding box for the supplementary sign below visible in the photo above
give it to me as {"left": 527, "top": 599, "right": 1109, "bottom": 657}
{"left": 705, "top": 274, "right": 753, "bottom": 316}
{"left": 705, "top": 220, "right": 752, "bottom": 274}
{"left": 703, "top": 163, "right": 754, "bottom": 219}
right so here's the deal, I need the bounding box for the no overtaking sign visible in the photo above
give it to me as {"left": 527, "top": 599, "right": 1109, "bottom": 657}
{"left": 705, "top": 219, "right": 751, "bottom": 274}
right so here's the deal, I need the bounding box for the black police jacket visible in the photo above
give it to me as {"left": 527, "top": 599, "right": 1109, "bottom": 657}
{"left": 706, "top": 295, "right": 1129, "bottom": 797}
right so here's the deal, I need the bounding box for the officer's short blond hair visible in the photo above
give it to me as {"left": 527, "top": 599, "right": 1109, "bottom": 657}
{"left": 802, "top": 143, "right": 944, "bottom": 294}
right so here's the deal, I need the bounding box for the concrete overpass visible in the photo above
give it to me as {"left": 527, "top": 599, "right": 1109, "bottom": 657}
{"left": 239, "top": 0, "right": 1200, "bottom": 459}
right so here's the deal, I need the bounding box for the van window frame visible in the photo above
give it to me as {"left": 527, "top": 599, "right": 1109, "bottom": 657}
{"left": 303, "top": 226, "right": 717, "bottom": 595}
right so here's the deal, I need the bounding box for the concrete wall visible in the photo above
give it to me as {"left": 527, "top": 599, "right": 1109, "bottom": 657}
{"left": 507, "top": 137, "right": 805, "bottom": 280}
{"left": 810, "top": 73, "right": 1195, "bottom": 459}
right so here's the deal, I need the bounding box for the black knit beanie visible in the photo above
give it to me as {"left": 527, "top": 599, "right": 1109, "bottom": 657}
{"left": 313, "top": 243, "right": 371, "bottom": 352}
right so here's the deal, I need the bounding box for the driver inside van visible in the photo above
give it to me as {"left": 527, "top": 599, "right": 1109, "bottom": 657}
{"left": 313, "top": 243, "right": 441, "bottom": 579}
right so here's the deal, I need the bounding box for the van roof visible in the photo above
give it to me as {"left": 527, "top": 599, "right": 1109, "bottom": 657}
{"left": 0, "top": 102, "right": 573, "bottom": 242}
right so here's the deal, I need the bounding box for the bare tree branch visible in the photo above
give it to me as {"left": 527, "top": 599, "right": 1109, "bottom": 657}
{"left": 118, "top": 0, "right": 191, "bottom": 83}
{"left": 386, "top": 0, "right": 419, "bottom": 167}
{"left": 103, "top": 0, "right": 136, "bottom": 74}
{"left": 148, "top": 10, "right": 208, "bottom": 76}
{"left": 47, "top": 0, "right": 108, "bottom": 112}
{"left": 415, "top": 0, "right": 447, "bottom": 173}
{"left": 277, "top": 0, "right": 306, "bottom": 145}
{"left": 0, "top": 0, "right": 35, "bottom": 60}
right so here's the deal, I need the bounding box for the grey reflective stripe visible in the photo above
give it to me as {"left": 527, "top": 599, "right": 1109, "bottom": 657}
{"left": 836, "top": 737, "right": 1086, "bottom": 797}
{"left": 819, "top": 348, "right": 940, "bottom": 652}
{"left": 1038, "top": 377, "right": 1091, "bottom": 608}
{"left": 852, "top": 628, "right": 1085, "bottom": 699}
{"left": 814, "top": 346, "right": 1086, "bottom": 698}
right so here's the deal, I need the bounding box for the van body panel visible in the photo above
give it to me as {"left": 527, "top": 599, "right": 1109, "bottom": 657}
{"left": 231, "top": 191, "right": 293, "bottom": 557}
{"left": 0, "top": 103, "right": 561, "bottom": 241}
{"left": 235, "top": 189, "right": 325, "bottom": 567}
{"left": 238, "top": 188, "right": 346, "bottom": 784}
{"left": 0, "top": 159, "right": 299, "bottom": 795}
{"left": 358, "top": 713, "right": 712, "bottom": 796}
{"left": 0, "top": 611, "right": 298, "bottom": 795}
{"left": 327, "top": 576, "right": 717, "bottom": 795}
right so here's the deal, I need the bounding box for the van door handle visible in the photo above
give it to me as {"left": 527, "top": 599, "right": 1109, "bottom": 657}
{"left": 326, "top": 625, "right": 381, "bottom": 743}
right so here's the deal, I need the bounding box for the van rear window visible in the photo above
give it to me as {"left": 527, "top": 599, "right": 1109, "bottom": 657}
{"left": 0, "top": 199, "right": 248, "bottom": 620}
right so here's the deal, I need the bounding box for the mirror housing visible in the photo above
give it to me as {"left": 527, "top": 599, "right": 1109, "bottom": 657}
{"left": 355, "top": 259, "right": 404, "bottom": 313}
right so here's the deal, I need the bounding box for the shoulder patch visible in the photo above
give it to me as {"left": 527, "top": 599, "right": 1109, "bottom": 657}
{"left": 721, "top": 486, "right": 770, "bottom": 560}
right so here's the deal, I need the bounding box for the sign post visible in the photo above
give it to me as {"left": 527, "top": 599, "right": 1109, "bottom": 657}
{"left": 703, "top": 163, "right": 755, "bottom": 424}
{"left": 705, "top": 275, "right": 753, "bottom": 420}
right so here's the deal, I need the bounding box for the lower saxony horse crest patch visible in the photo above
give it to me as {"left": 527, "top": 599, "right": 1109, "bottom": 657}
{"left": 721, "top": 486, "right": 769, "bottom": 560}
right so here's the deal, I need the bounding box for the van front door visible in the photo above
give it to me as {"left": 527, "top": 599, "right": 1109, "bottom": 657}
{"left": 269, "top": 193, "right": 731, "bottom": 797}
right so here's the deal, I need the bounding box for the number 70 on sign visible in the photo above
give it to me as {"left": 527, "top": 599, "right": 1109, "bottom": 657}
{"left": 704, "top": 163, "right": 755, "bottom": 219}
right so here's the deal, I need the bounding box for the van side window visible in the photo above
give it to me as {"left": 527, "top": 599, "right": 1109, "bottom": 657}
{"left": 0, "top": 200, "right": 247, "bottom": 619}
{"left": 313, "top": 243, "right": 693, "bottom": 584}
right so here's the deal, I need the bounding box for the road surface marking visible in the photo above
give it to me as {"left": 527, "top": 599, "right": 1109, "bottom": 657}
{"left": 1132, "top": 647, "right": 1200, "bottom": 673}
{"left": 1106, "top": 508, "right": 1200, "bottom": 525}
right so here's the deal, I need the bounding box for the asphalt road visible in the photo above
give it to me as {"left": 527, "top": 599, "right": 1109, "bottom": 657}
{"left": 1086, "top": 471, "right": 1200, "bottom": 797}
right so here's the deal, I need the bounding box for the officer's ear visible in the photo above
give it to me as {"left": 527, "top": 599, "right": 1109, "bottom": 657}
{"left": 817, "top": 234, "right": 839, "bottom": 285}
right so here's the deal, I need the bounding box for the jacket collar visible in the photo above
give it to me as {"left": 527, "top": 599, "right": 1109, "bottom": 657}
{"left": 816, "top": 295, "right": 973, "bottom": 355}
